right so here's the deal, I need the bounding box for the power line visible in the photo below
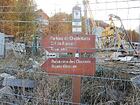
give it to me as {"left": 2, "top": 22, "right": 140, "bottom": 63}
{"left": 88, "top": 0, "right": 140, "bottom": 4}
{"left": 87, "top": 6, "right": 140, "bottom": 11}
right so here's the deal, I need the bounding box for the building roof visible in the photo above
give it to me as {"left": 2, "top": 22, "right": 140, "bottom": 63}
{"left": 36, "top": 9, "right": 49, "bottom": 20}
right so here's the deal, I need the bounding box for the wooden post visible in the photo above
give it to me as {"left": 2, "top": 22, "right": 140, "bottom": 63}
{"left": 72, "top": 76, "right": 81, "bottom": 105}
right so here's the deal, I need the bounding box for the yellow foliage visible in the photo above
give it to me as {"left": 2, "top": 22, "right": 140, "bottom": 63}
{"left": 0, "top": 0, "right": 37, "bottom": 42}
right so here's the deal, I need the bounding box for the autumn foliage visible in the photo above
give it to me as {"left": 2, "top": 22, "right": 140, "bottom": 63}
{"left": 46, "top": 12, "right": 72, "bottom": 35}
{"left": 0, "top": 0, "right": 37, "bottom": 41}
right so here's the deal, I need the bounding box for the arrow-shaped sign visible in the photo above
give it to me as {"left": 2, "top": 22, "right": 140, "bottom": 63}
{"left": 41, "top": 58, "right": 96, "bottom": 76}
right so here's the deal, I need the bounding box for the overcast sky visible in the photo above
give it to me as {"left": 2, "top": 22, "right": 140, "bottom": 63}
{"left": 35, "top": 0, "right": 140, "bottom": 32}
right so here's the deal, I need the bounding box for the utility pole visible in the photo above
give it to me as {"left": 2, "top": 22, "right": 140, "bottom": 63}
{"left": 83, "top": 0, "right": 93, "bottom": 35}
{"left": 83, "top": 0, "right": 88, "bottom": 34}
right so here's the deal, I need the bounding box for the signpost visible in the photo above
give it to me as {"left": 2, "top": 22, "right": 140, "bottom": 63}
{"left": 39, "top": 5, "right": 96, "bottom": 104}
{"left": 41, "top": 34, "right": 96, "bottom": 105}
{"left": 41, "top": 34, "right": 95, "bottom": 53}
